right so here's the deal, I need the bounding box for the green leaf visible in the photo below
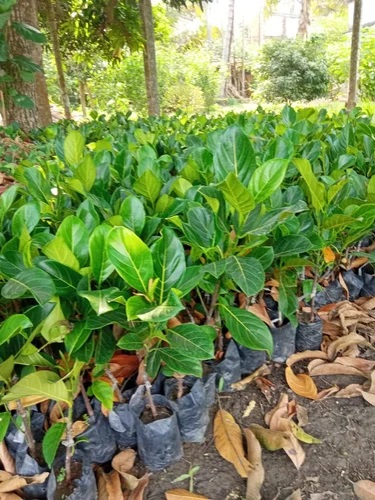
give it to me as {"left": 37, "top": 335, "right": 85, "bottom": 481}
{"left": 0, "top": 357, "right": 14, "bottom": 384}
{"left": 23, "top": 167, "right": 50, "bottom": 203}
{"left": 120, "top": 196, "right": 146, "bottom": 235}
{"left": 64, "top": 131, "right": 85, "bottom": 166}
{"left": 166, "top": 324, "right": 215, "bottom": 360}
{"left": 42, "top": 422, "right": 66, "bottom": 468}
{"left": 368, "top": 175, "right": 375, "bottom": 202}
{"left": 159, "top": 348, "right": 203, "bottom": 377}
{"left": 220, "top": 304, "right": 273, "bottom": 355}
{"left": 0, "top": 315, "right": 32, "bottom": 346}
{"left": 183, "top": 207, "right": 221, "bottom": 248}
{"left": 12, "top": 201, "right": 40, "bottom": 237}
{"left": 91, "top": 380, "right": 113, "bottom": 411}
{"left": 217, "top": 172, "right": 255, "bottom": 214}
{"left": 294, "top": 158, "right": 326, "bottom": 213}
{"left": 65, "top": 322, "right": 92, "bottom": 354}
{"left": 249, "top": 159, "right": 288, "bottom": 203}
{"left": 126, "top": 290, "right": 184, "bottom": 323}
{"left": 133, "top": 170, "right": 162, "bottom": 204}
{"left": 35, "top": 260, "right": 81, "bottom": 298}
{"left": 107, "top": 226, "right": 153, "bottom": 293}
{"left": 226, "top": 256, "right": 265, "bottom": 296}
{"left": 12, "top": 55, "right": 40, "bottom": 72}
{"left": 145, "top": 349, "right": 161, "bottom": 378}
{"left": 78, "top": 288, "right": 120, "bottom": 315}
{"left": 56, "top": 215, "right": 89, "bottom": 267}
{"left": 273, "top": 235, "right": 313, "bottom": 257}
{"left": 0, "top": 11, "right": 11, "bottom": 29}
{"left": 12, "top": 22, "right": 46, "bottom": 43}
{"left": 74, "top": 155, "right": 96, "bottom": 191}
{"left": 11, "top": 93, "right": 34, "bottom": 109}
{"left": 95, "top": 330, "right": 116, "bottom": 365}
{"left": 117, "top": 330, "right": 149, "bottom": 351}
{"left": 2, "top": 371, "right": 70, "bottom": 405}
{"left": 43, "top": 237, "right": 80, "bottom": 271}
{"left": 213, "top": 125, "right": 256, "bottom": 184}
{"left": 1, "top": 268, "right": 55, "bottom": 306}
{"left": 203, "top": 260, "right": 227, "bottom": 279}
{"left": 151, "top": 227, "right": 186, "bottom": 301}
{"left": 250, "top": 246, "right": 274, "bottom": 270}
{"left": 0, "top": 413, "right": 11, "bottom": 441}
{"left": 322, "top": 214, "right": 357, "bottom": 230}
{"left": 89, "top": 224, "right": 114, "bottom": 285}
{"left": 175, "top": 266, "right": 203, "bottom": 297}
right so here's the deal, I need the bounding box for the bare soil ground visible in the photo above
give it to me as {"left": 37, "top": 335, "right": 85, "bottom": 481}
{"left": 136, "top": 364, "right": 375, "bottom": 500}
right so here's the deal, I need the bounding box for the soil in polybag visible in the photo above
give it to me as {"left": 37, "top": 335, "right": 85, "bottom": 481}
{"left": 270, "top": 322, "right": 296, "bottom": 363}
{"left": 236, "top": 343, "right": 267, "bottom": 374}
{"left": 360, "top": 272, "right": 375, "bottom": 297}
{"left": 47, "top": 460, "right": 97, "bottom": 500}
{"left": 343, "top": 270, "right": 364, "bottom": 300}
{"left": 130, "top": 388, "right": 183, "bottom": 471}
{"left": 163, "top": 373, "right": 216, "bottom": 443}
{"left": 211, "top": 339, "right": 241, "bottom": 391}
{"left": 314, "top": 280, "right": 345, "bottom": 308}
{"left": 296, "top": 314, "right": 323, "bottom": 352}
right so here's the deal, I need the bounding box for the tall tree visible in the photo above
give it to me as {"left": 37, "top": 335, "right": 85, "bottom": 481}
{"left": 139, "top": 0, "right": 160, "bottom": 115}
{"left": 2, "top": 0, "right": 51, "bottom": 130}
{"left": 298, "top": 0, "right": 311, "bottom": 41}
{"left": 44, "top": 0, "right": 71, "bottom": 119}
{"left": 220, "top": 0, "right": 235, "bottom": 97}
{"left": 347, "top": 0, "right": 362, "bottom": 110}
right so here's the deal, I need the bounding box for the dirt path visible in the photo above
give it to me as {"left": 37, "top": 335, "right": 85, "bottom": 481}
{"left": 140, "top": 366, "right": 375, "bottom": 500}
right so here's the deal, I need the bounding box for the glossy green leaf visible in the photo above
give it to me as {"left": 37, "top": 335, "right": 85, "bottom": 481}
{"left": 65, "top": 322, "right": 92, "bottom": 354}
{"left": 56, "top": 215, "right": 89, "bottom": 267}
{"left": 226, "top": 256, "right": 265, "bottom": 296}
{"left": 1, "top": 268, "right": 55, "bottom": 306}
{"left": 64, "top": 130, "right": 85, "bottom": 166}
{"left": 175, "top": 266, "right": 203, "bottom": 297}
{"left": 249, "top": 159, "right": 288, "bottom": 203}
{"left": 91, "top": 380, "right": 113, "bottom": 410}
{"left": 107, "top": 226, "right": 153, "bottom": 293}
{"left": 273, "top": 235, "right": 313, "bottom": 257}
{"left": 95, "top": 330, "right": 117, "bottom": 365}
{"left": 2, "top": 371, "right": 70, "bottom": 406}
{"left": 294, "top": 158, "right": 326, "bottom": 213}
{"left": 151, "top": 227, "right": 186, "bottom": 301}
{"left": 217, "top": 172, "right": 255, "bottom": 214}
{"left": 220, "top": 304, "right": 273, "bottom": 355}
{"left": 117, "top": 330, "right": 149, "bottom": 351}
{"left": 0, "top": 315, "right": 32, "bottom": 346}
{"left": 166, "top": 324, "right": 215, "bottom": 360}
{"left": 35, "top": 260, "right": 81, "bottom": 298}
{"left": 0, "top": 356, "right": 14, "bottom": 384}
{"left": 249, "top": 246, "right": 275, "bottom": 270}
{"left": 43, "top": 237, "right": 80, "bottom": 271}
{"left": 12, "top": 201, "right": 40, "bottom": 237}
{"left": 12, "top": 22, "right": 46, "bottom": 43}
{"left": 126, "top": 290, "right": 184, "bottom": 322}
{"left": 159, "top": 349, "right": 203, "bottom": 377}
{"left": 133, "top": 170, "right": 162, "bottom": 204}
{"left": 23, "top": 167, "right": 50, "bottom": 203}
{"left": 183, "top": 207, "right": 221, "bottom": 248}
{"left": 78, "top": 288, "right": 120, "bottom": 315}
{"left": 75, "top": 154, "right": 96, "bottom": 191}
{"left": 120, "top": 196, "right": 146, "bottom": 235}
{"left": 145, "top": 349, "right": 161, "bottom": 378}
{"left": 322, "top": 214, "right": 357, "bottom": 230}
{"left": 0, "top": 412, "right": 11, "bottom": 442}
{"left": 89, "top": 224, "right": 114, "bottom": 285}
{"left": 42, "top": 422, "right": 66, "bottom": 468}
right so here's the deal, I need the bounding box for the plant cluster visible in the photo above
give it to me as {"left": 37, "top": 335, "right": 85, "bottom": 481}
{"left": 0, "top": 105, "right": 374, "bottom": 480}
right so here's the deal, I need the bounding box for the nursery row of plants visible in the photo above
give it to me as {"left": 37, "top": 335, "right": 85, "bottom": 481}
{"left": 0, "top": 105, "right": 374, "bottom": 496}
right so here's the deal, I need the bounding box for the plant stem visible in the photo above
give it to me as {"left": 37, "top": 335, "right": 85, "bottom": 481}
{"left": 196, "top": 288, "right": 208, "bottom": 316}
{"left": 64, "top": 407, "right": 74, "bottom": 484}
{"left": 205, "top": 282, "right": 221, "bottom": 324}
{"left": 310, "top": 272, "right": 319, "bottom": 321}
{"left": 176, "top": 377, "right": 184, "bottom": 399}
{"left": 79, "top": 381, "right": 94, "bottom": 417}
{"left": 105, "top": 368, "right": 124, "bottom": 403}
{"left": 144, "top": 378, "right": 157, "bottom": 418}
{"left": 16, "top": 401, "right": 36, "bottom": 459}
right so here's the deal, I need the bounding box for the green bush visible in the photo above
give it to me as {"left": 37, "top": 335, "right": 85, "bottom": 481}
{"left": 253, "top": 37, "right": 330, "bottom": 103}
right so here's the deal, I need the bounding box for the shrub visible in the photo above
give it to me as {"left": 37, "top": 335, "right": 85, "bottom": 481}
{"left": 253, "top": 36, "right": 330, "bottom": 103}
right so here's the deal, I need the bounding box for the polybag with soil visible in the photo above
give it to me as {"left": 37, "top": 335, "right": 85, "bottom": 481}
{"left": 270, "top": 322, "right": 296, "bottom": 363}
{"left": 46, "top": 459, "right": 97, "bottom": 500}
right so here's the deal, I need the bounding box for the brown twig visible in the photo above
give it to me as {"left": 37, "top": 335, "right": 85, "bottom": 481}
{"left": 205, "top": 282, "right": 221, "bottom": 324}
{"left": 80, "top": 381, "right": 94, "bottom": 417}
{"left": 105, "top": 368, "right": 124, "bottom": 404}
{"left": 16, "top": 401, "right": 36, "bottom": 458}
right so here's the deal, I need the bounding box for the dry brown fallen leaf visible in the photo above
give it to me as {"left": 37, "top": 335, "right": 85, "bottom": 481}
{"left": 285, "top": 490, "right": 302, "bottom": 500}
{"left": 248, "top": 424, "right": 290, "bottom": 451}
{"left": 0, "top": 443, "right": 15, "bottom": 474}
{"left": 125, "top": 473, "right": 151, "bottom": 500}
{"left": 334, "top": 384, "right": 363, "bottom": 398}
{"left": 96, "top": 468, "right": 123, "bottom": 500}
{"left": 353, "top": 479, "right": 375, "bottom": 500}
{"left": 285, "top": 366, "right": 317, "bottom": 400}
{"left": 230, "top": 365, "right": 270, "bottom": 391}
{"left": 213, "top": 410, "right": 252, "bottom": 478}
{"left": 277, "top": 419, "right": 306, "bottom": 470}
{"left": 0, "top": 493, "right": 22, "bottom": 500}
{"left": 286, "top": 350, "right": 328, "bottom": 366}
{"left": 244, "top": 429, "right": 264, "bottom": 500}
{"left": 0, "top": 473, "right": 12, "bottom": 482}
{"left": 0, "top": 472, "right": 49, "bottom": 493}
{"left": 164, "top": 489, "right": 209, "bottom": 499}
{"left": 315, "top": 385, "right": 340, "bottom": 400}
{"left": 265, "top": 393, "right": 289, "bottom": 428}
{"left": 335, "top": 357, "right": 375, "bottom": 372}
{"left": 308, "top": 361, "right": 368, "bottom": 379}
{"left": 254, "top": 377, "right": 275, "bottom": 403}
{"left": 296, "top": 404, "right": 309, "bottom": 427}
{"left": 247, "top": 303, "right": 272, "bottom": 327}
{"left": 112, "top": 449, "right": 137, "bottom": 477}
{"left": 327, "top": 333, "right": 372, "bottom": 361}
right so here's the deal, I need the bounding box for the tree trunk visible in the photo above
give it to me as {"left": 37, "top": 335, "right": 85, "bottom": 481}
{"left": 3, "top": 0, "right": 51, "bottom": 130}
{"left": 297, "top": 0, "right": 311, "bottom": 41}
{"left": 220, "top": 0, "right": 235, "bottom": 98}
{"left": 139, "top": 0, "right": 160, "bottom": 116}
{"left": 347, "top": 0, "right": 362, "bottom": 110}
{"left": 45, "top": 0, "right": 71, "bottom": 119}
{"left": 79, "top": 80, "right": 87, "bottom": 118}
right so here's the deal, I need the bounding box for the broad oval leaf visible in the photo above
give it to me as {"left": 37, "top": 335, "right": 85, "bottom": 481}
{"left": 42, "top": 422, "right": 66, "bottom": 468}
{"left": 217, "top": 172, "right": 254, "bottom": 214}
{"left": 107, "top": 226, "right": 153, "bottom": 293}
{"left": 35, "top": 259, "right": 81, "bottom": 298}
{"left": 166, "top": 324, "right": 215, "bottom": 360}
{"left": 0, "top": 412, "right": 11, "bottom": 442}
{"left": 159, "top": 349, "right": 202, "bottom": 377}
{"left": 64, "top": 130, "right": 85, "bottom": 166}
{"left": 0, "top": 314, "right": 32, "bottom": 346}
{"left": 273, "top": 235, "right": 313, "bottom": 257}
{"left": 120, "top": 196, "right": 146, "bottom": 235}
{"left": 226, "top": 256, "right": 265, "bottom": 296}
{"left": 43, "top": 237, "right": 80, "bottom": 271}
{"left": 285, "top": 366, "right": 317, "bottom": 400}
{"left": 89, "top": 224, "right": 115, "bottom": 285}
{"left": 249, "top": 159, "right": 288, "bottom": 203}
{"left": 56, "top": 215, "right": 89, "bottom": 267}
{"left": 151, "top": 227, "right": 186, "bottom": 301}
{"left": 220, "top": 304, "right": 273, "bottom": 355}
{"left": 1, "top": 268, "right": 55, "bottom": 306}
{"left": 12, "top": 201, "right": 40, "bottom": 237}
{"left": 91, "top": 380, "right": 113, "bottom": 411}
{"left": 133, "top": 170, "right": 162, "bottom": 204}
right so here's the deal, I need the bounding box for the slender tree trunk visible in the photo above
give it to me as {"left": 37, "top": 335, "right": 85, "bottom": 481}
{"left": 79, "top": 80, "right": 87, "bottom": 117}
{"left": 139, "top": 0, "right": 160, "bottom": 116}
{"left": 45, "top": 0, "right": 71, "bottom": 119}
{"left": 220, "top": 0, "right": 235, "bottom": 98}
{"left": 3, "top": 0, "right": 51, "bottom": 130}
{"left": 297, "top": 0, "right": 311, "bottom": 41}
{"left": 347, "top": 0, "right": 362, "bottom": 110}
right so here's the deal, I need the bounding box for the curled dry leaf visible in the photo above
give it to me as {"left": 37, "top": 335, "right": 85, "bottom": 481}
{"left": 277, "top": 419, "right": 306, "bottom": 470}
{"left": 353, "top": 479, "right": 375, "bottom": 500}
{"left": 286, "top": 350, "right": 328, "bottom": 366}
{"left": 327, "top": 333, "right": 372, "bottom": 361}
{"left": 335, "top": 357, "right": 375, "bottom": 373}
{"left": 246, "top": 303, "right": 272, "bottom": 327}
{"left": 50, "top": 401, "right": 69, "bottom": 422}
{"left": 308, "top": 361, "right": 368, "bottom": 379}
{"left": 165, "top": 490, "right": 209, "bottom": 499}
{"left": 127, "top": 473, "right": 150, "bottom": 500}
{"left": 121, "top": 472, "right": 139, "bottom": 491}
{"left": 112, "top": 449, "right": 137, "bottom": 477}
{"left": 254, "top": 377, "right": 275, "bottom": 403}
{"left": 296, "top": 404, "right": 309, "bottom": 427}
{"left": 0, "top": 442, "right": 15, "bottom": 474}
{"left": 265, "top": 393, "right": 289, "bottom": 428}
{"left": 248, "top": 424, "right": 290, "bottom": 451}
{"left": 230, "top": 365, "right": 270, "bottom": 391}
{"left": 334, "top": 384, "right": 363, "bottom": 398}
{"left": 0, "top": 477, "right": 27, "bottom": 493}
{"left": 0, "top": 473, "right": 12, "bottom": 482}
{"left": 244, "top": 429, "right": 264, "bottom": 500}
{"left": 0, "top": 494, "right": 22, "bottom": 500}
{"left": 315, "top": 385, "right": 340, "bottom": 400}
{"left": 96, "top": 468, "right": 122, "bottom": 500}
{"left": 213, "top": 410, "right": 252, "bottom": 478}
{"left": 323, "top": 247, "right": 336, "bottom": 264}
{"left": 285, "top": 367, "right": 317, "bottom": 400}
